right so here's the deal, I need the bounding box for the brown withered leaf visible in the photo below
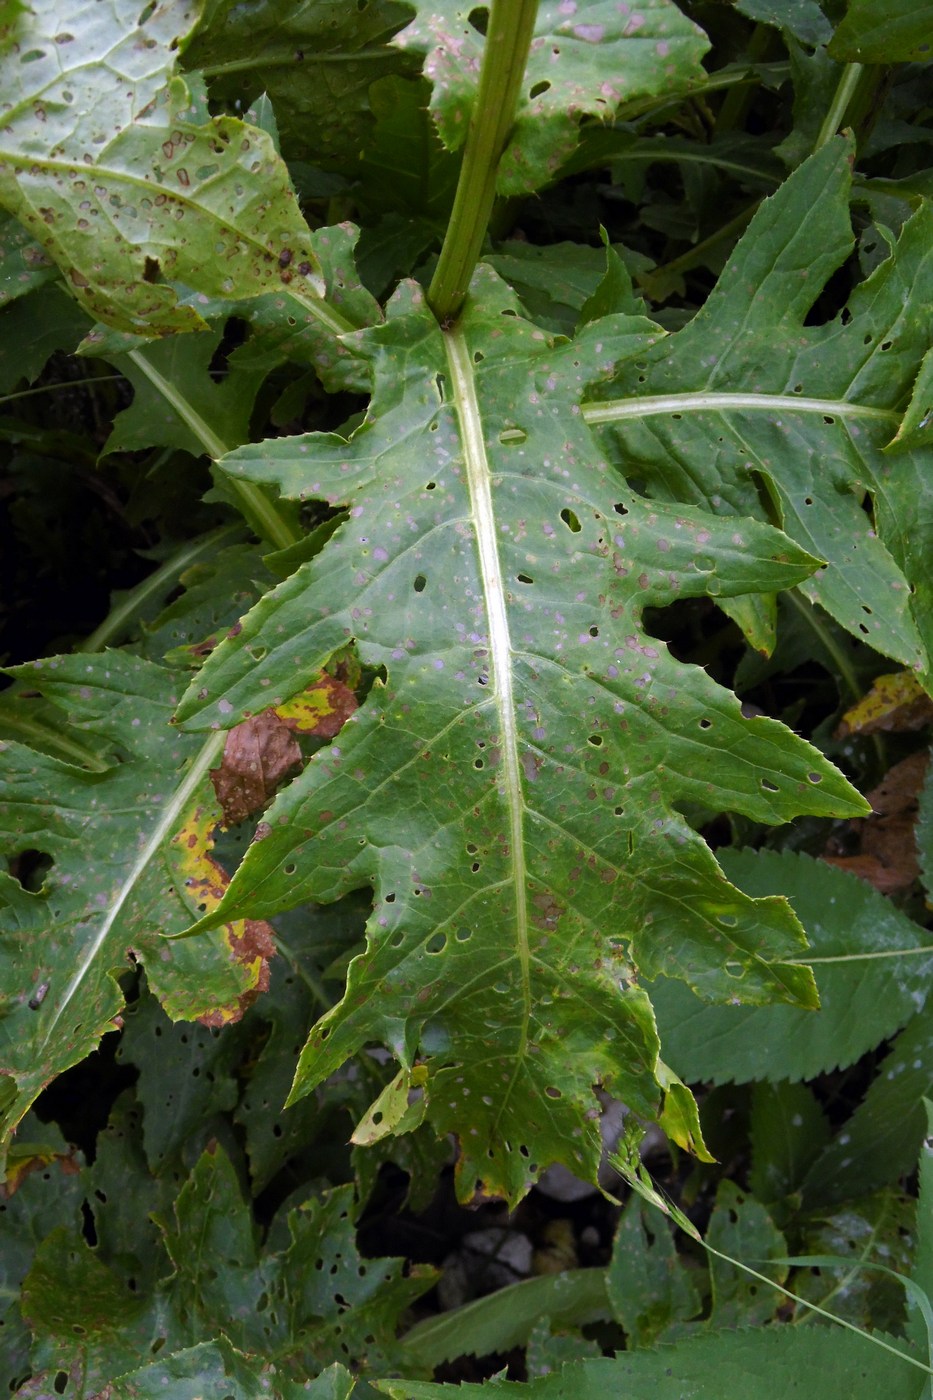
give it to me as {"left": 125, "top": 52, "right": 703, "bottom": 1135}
{"left": 211, "top": 710, "right": 303, "bottom": 827}
{"left": 824, "top": 750, "right": 929, "bottom": 894}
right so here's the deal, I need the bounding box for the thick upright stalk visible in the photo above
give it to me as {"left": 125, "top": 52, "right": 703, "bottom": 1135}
{"left": 428, "top": 0, "right": 539, "bottom": 324}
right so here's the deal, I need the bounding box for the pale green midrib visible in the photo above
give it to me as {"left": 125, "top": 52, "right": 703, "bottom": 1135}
{"left": 77, "top": 522, "right": 244, "bottom": 653}
{"left": 789, "top": 945, "right": 933, "bottom": 965}
{"left": 126, "top": 348, "right": 229, "bottom": 460}
{"left": 198, "top": 45, "right": 394, "bottom": 77}
{"left": 0, "top": 716, "right": 108, "bottom": 772}
{"left": 126, "top": 349, "right": 299, "bottom": 550}
{"left": 582, "top": 391, "right": 899, "bottom": 426}
{"left": 41, "top": 729, "right": 227, "bottom": 1047}
{"left": 445, "top": 325, "right": 531, "bottom": 1046}
{"left": 0, "top": 148, "right": 355, "bottom": 339}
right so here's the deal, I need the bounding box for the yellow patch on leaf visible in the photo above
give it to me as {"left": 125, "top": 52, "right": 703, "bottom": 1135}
{"left": 168, "top": 790, "right": 275, "bottom": 1025}
{"left": 837, "top": 670, "right": 933, "bottom": 738}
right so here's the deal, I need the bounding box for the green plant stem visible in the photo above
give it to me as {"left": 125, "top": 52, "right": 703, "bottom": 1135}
{"left": 639, "top": 200, "right": 760, "bottom": 300}
{"left": 127, "top": 348, "right": 300, "bottom": 551}
{"left": 783, "top": 588, "right": 886, "bottom": 767}
{"left": 814, "top": 62, "right": 865, "bottom": 151}
{"left": 0, "top": 705, "right": 109, "bottom": 771}
{"left": 0, "top": 373, "right": 124, "bottom": 409}
{"left": 428, "top": 0, "right": 539, "bottom": 324}
{"left": 715, "top": 24, "right": 772, "bottom": 134}
{"left": 75, "top": 522, "right": 245, "bottom": 654}
{"left": 274, "top": 934, "right": 332, "bottom": 1012}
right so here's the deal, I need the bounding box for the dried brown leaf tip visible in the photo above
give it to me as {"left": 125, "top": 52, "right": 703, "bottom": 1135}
{"left": 211, "top": 710, "right": 303, "bottom": 827}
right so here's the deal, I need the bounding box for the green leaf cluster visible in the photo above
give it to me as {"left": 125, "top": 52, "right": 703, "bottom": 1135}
{"left": 1, "top": 0, "right": 933, "bottom": 1394}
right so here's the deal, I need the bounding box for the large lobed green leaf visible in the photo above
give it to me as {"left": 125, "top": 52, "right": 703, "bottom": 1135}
{"left": 394, "top": 0, "right": 710, "bottom": 195}
{"left": 587, "top": 138, "right": 933, "bottom": 670}
{"left": 377, "top": 1325, "right": 927, "bottom": 1399}
{"left": 0, "top": 0, "right": 343, "bottom": 337}
{"left": 651, "top": 848, "right": 933, "bottom": 1085}
{"left": 0, "top": 652, "right": 270, "bottom": 1171}
{"left": 176, "top": 272, "right": 865, "bottom": 1203}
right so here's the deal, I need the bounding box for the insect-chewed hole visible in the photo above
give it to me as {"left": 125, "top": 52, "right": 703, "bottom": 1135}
{"left": 529, "top": 79, "right": 551, "bottom": 98}
{"left": 699, "top": 717, "right": 712, "bottom": 730}
{"left": 760, "top": 778, "right": 779, "bottom": 793}
{"left": 499, "top": 426, "right": 527, "bottom": 445}
{"left": 560, "top": 507, "right": 582, "bottom": 533}
{"left": 413, "top": 574, "right": 426, "bottom": 593}
{"left": 425, "top": 481, "right": 436, "bottom": 491}
{"left": 517, "top": 573, "right": 534, "bottom": 584}
{"left": 587, "top": 734, "right": 603, "bottom": 747}
{"left": 613, "top": 502, "right": 629, "bottom": 516}
{"left": 426, "top": 932, "right": 446, "bottom": 954}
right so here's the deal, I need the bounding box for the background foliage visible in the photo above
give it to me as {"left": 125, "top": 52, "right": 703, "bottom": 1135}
{"left": 1, "top": 0, "right": 933, "bottom": 1394}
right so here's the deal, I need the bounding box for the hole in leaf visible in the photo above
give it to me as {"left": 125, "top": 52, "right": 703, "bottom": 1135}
{"left": 434, "top": 373, "right": 447, "bottom": 402}
{"left": 587, "top": 734, "right": 603, "bottom": 747}
{"left": 613, "top": 502, "right": 628, "bottom": 516}
{"left": 499, "top": 426, "right": 527, "bottom": 445}
{"left": 699, "top": 718, "right": 712, "bottom": 729}
{"left": 529, "top": 80, "right": 551, "bottom": 98}
{"left": 413, "top": 574, "right": 426, "bottom": 592}
{"left": 425, "top": 481, "right": 436, "bottom": 491}
{"left": 517, "top": 573, "right": 534, "bottom": 584}
{"left": 760, "top": 778, "right": 779, "bottom": 792}
{"left": 560, "top": 507, "right": 581, "bottom": 533}
{"left": 427, "top": 932, "right": 445, "bottom": 954}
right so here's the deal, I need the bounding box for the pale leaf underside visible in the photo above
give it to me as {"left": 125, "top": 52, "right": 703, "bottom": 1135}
{"left": 0, "top": 0, "right": 337, "bottom": 335}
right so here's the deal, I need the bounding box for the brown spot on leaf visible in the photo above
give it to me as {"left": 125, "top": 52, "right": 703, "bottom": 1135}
{"left": 211, "top": 710, "right": 303, "bottom": 826}
{"left": 532, "top": 892, "right": 563, "bottom": 931}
